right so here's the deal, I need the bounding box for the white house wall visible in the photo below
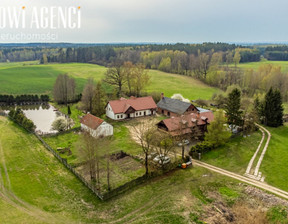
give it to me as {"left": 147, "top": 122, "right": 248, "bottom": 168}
{"left": 81, "top": 122, "right": 113, "bottom": 138}
{"left": 95, "top": 122, "right": 113, "bottom": 137}
{"left": 114, "top": 109, "right": 155, "bottom": 120}
{"left": 106, "top": 103, "right": 156, "bottom": 120}
{"left": 106, "top": 104, "right": 116, "bottom": 119}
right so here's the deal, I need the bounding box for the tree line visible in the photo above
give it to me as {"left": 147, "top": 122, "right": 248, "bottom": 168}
{"left": 8, "top": 108, "right": 36, "bottom": 132}
{"left": 0, "top": 94, "right": 49, "bottom": 105}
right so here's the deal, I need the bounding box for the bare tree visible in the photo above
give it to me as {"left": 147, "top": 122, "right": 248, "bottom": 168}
{"left": 153, "top": 132, "right": 174, "bottom": 170}
{"left": 194, "top": 50, "right": 211, "bottom": 80}
{"left": 53, "top": 74, "right": 76, "bottom": 105}
{"left": 77, "top": 132, "right": 98, "bottom": 181}
{"left": 175, "top": 116, "right": 189, "bottom": 160}
{"left": 132, "top": 119, "right": 156, "bottom": 176}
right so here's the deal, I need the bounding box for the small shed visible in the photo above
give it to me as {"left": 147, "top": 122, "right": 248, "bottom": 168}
{"left": 80, "top": 114, "right": 113, "bottom": 138}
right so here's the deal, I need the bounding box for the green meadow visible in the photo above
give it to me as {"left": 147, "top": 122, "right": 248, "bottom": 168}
{"left": 202, "top": 123, "right": 288, "bottom": 192}
{"left": 0, "top": 61, "right": 220, "bottom": 100}
{"left": 261, "top": 124, "right": 288, "bottom": 192}
{"left": 238, "top": 60, "right": 288, "bottom": 73}
{"left": 0, "top": 116, "right": 263, "bottom": 224}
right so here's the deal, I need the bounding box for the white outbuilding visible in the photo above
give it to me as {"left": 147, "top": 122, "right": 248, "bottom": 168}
{"left": 80, "top": 114, "right": 113, "bottom": 138}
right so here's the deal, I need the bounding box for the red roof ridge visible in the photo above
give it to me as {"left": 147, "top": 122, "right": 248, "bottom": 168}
{"left": 80, "top": 114, "right": 104, "bottom": 130}
{"left": 108, "top": 96, "right": 157, "bottom": 114}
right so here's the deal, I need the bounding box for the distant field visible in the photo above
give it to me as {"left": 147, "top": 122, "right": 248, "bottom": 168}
{"left": 147, "top": 70, "right": 220, "bottom": 100}
{"left": 0, "top": 62, "right": 106, "bottom": 96}
{"left": 0, "top": 61, "right": 220, "bottom": 100}
{"left": 238, "top": 60, "right": 288, "bottom": 73}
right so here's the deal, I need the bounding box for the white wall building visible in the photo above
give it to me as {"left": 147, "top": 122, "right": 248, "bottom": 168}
{"left": 80, "top": 114, "right": 113, "bottom": 138}
{"left": 106, "top": 96, "right": 157, "bottom": 120}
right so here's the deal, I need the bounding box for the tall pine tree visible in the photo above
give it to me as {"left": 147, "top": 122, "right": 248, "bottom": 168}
{"left": 225, "top": 88, "right": 243, "bottom": 127}
{"left": 264, "top": 88, "right": 283, "bottom": 127}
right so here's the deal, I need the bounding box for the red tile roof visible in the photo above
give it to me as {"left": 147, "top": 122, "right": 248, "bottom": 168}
{"left": 108, "top": 96, "right": 157, "bottom": 114}
{"left": 159, "top": 111, "right": 214, "bottom": 136}
{"left": 80, "top": 114, "right": 104, "bottom": 130}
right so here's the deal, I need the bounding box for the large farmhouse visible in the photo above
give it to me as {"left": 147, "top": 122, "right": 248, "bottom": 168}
{"left": 157, "top": 108, "right": 214, "bottom": 137}
{"left": 80, "top": 113, "right": 113, "bottom": 138}
{"left": 157, "top": 94, "right": 198, "bottom": 117}
{"left": 106, "top": 96, "right": 157, "bottom": 120}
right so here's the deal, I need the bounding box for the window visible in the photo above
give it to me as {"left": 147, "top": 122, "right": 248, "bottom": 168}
{"left": 136, "top": 113, "right": 138, "bottom": 116}
{"left": 117, "top": 115, "right": 119, "bottom": 119}
{"left": 121, "top": 115, "right": 123, "bottom": 118}
{"left": 139, "top": 112, "right": 141, "bottom": 116}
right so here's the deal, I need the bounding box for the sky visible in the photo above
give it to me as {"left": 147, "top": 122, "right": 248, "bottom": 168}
{"left": 1, "top": 0, "right": 288, "bottom": 43}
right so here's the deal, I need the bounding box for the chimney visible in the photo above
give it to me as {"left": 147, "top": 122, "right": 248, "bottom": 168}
{"left": 197, "top": 112, "right": 200, "bottom": 119}
{"left": 161, "top": 93, "right": 164, "bottom": 99}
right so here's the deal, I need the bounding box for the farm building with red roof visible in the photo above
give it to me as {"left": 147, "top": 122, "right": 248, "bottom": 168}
{"left": 105, "top": 96, "right": 157, "bottom": 120}
{"left": 157, "top": 108, "right": 214, "bottom": 137}
{"left": 80, "top": 113, "right": 113, "bottom": 138}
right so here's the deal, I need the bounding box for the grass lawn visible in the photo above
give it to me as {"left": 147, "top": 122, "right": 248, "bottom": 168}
{"left": 202, "top": 123, "right": 288, "bottom": 193}
{"left": 201, "top": 131, "right": 263, "bottom": 174}
{"left": 0, "top": 62, "right": 220, "bottom": 100}
{"left": 260, "top": 124, "right": 288, "bottom": 192}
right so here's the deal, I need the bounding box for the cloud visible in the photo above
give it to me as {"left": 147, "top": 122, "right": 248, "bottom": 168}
{"left": 1, "top": 0, "right": 288, "bottom": 43}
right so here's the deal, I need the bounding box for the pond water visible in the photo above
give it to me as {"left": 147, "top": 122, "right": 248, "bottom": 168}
{"left": 1, "top": 104, "right": 60, "bottom": 134}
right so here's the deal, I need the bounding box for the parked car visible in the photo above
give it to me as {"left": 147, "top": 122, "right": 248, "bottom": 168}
{"left": 178, "top": 139, "right": 190, "bottom": 147}
{"left": 153, "top": 155, "right": 171, "bottom": 165}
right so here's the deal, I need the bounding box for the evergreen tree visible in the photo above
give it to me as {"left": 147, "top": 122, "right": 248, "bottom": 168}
{"left": 264, "top": 88, "right": 284, "bottom": 127}
{"left": 254, "top": 97, "right": 263, "bottom": 120}
{"left": 67, "top": 105, "right": 71, "bottom": 115}
{"left": 225, "top": 88, "right": 243, "bottom": 127}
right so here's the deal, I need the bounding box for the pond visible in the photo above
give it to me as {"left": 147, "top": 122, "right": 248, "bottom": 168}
{"left": 1, "top": 104, "right": 61, "bottom": 134}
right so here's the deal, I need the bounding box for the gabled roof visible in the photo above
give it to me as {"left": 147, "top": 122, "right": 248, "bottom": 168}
{"left": 157, "top": 97, "right": 197, "bottom": 114}
{"left": 108, "top": 96, "right": 157, "bottom": 114}
{"left": 80, "top": 114, "right": 104, "bottom": 130}
{"left": 157, "top": 110, "right": 214, "bottom": 136}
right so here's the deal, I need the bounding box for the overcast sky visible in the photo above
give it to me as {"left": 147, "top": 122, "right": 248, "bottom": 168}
{"left": 2, "top": 0, "right": 288, "bottom": 43}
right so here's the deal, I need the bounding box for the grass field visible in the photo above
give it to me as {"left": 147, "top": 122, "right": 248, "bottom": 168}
{"left": 261, "top": 124, "right": 288, "bottom": 192}
{"left": 238, "top": 60, "right": 288, "bottom": 73}
{"left": 2, "top": 116, "right": 286, "bottom": 223}
{"left": 201, "top": 123, "right": 288, "bottom": 193}
{"left": 0, "top": 61, "right": 220, "bottom": 100}
{"left": 201, "top": 131, "right": 263, "bottom": 174}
